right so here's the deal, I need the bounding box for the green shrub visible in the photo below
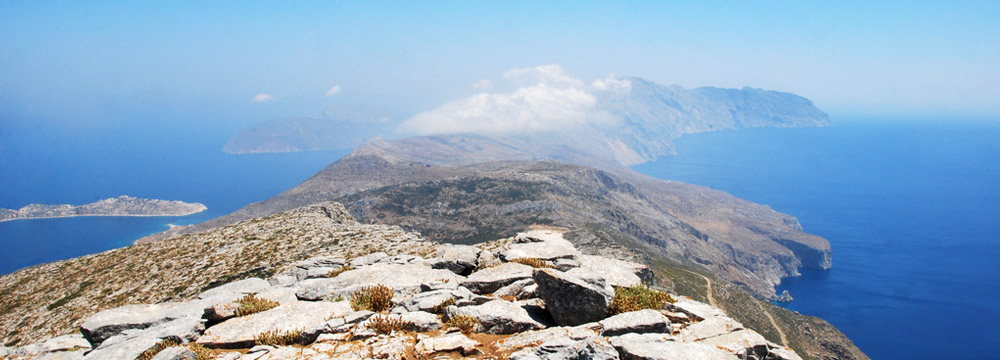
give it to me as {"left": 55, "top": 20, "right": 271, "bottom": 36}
{"left": 349, "top": 284, "right": 394, "bottom": 312}
{"left": 234, "top": 294, "right": 279, "bottom": 317}
{"left": 608, "top": 285, "right": 676, "bottom": 315}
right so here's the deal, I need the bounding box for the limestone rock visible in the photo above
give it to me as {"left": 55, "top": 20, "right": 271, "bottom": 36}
{"left": 34, "top": 351, "right": 86, "bottom": 360}
{"left": 509, "top": 336, "right": 619, "bottom": 360}
{"left": 502, "top": 230, "right": 580, "bottom": 262}
{"left": 567, "top": 255, "right": 651, "bottom": 287}
{"left": 532, "top": 269, "right": 614, "bottom": 326}
{"left": 79, "top": 302, "right": 182, "bottom": 346}
{"left": 41, "top": 334, "right": 91, "bottom": 352}
{"left": 430, "top": 244, "right": 479, "bottom": 275}
{"left": 289, "top": 256, "right": 346, "bottom": 281}
{"left": 204, "top": 302, "right": 239, "bottom": 322}
{"left": 476, "top": 248, "right": 501, "bottom": 269}
{"left": 81, "top": 335, "right": 162, "bottom": 360}
{"left": 397, "top": 311, "right": 442, "bottom": 332}
{"left": 493, "top": 278, "right": 536, "bottom": 300}
{"left": 461, "top": 262, "right": 534, "bottom": 294}
{"left": 609, "top": 333, "right": 737, "bottom": 360}
{"left": 667, "top": 298, "right": 725, "bottom": 321}
{"left": 197, "top": 278, "right": 271, "bottom": 300}
{"left": 599, "top": 309, "right": 670, "bottom": 336}
{"left": 414, "top": 331, "right": 480, "bottom": 357}
{"left": 676, "top": 316, "right": 744, "bottom": 341}
{"left": 300, "top": 310, "right": 374, "bottom": 344}
{"left": 699, "top": 330, "right": 803, "bottom": 360}
{"left": 496, "top": 327, "right": 600, "bottom": 352}
{"left": 296, "top": 263, "right": 463, "bottom": 300}
{"left": 348, "top": 252, "right": 388, "bottom": 267}
{"left": 197, "top": 301, "right": 348, "bottom": 348}
{"left": 445, "top": 299, "right": 545, "bottom": 334}
{"left": 150, "top": 346, "right": 199, "bottom": 360}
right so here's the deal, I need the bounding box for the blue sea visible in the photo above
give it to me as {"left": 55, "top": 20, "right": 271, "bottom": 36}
{"left": 633, "top": 118, "right": 1000, "bottom": 360}
{"left": 0, "top": 118, "right": 349, "bottom": 275}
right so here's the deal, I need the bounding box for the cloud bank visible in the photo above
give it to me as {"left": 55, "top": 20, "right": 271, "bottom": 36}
{"left": 398, "top": 64, "right": 630, "bottom": 136}
{"left": 252, "top": 93, "right": 276, "bottom": 103}
{"left": 326, "top": 85, "right": 341, "bottom": 97}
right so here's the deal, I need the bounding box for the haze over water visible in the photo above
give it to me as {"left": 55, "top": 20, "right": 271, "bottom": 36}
{"left": 634, "top": 118, "right": 1000, "bottom": 360}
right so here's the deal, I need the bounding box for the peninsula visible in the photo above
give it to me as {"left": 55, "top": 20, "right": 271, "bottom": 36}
{"left": 0, "top": 196, "right": 207, "bottom": 222}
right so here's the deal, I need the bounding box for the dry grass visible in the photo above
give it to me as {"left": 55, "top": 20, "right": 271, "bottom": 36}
{"left": 187, "top": 343, "right": 216, "bottom": 360}
{"left": 445, "top": 315, "right": 478, "bottom": 333}
{"left": 431, "top": 297, "right": 456, "bottom": 314}
{"left": 366, "top": 315, "right": 412, "bottom": 335}
{"left": 136, "top": 338, "right": 178, "bottom": 360}
{"left": 254, "top": 329, "right": 302, "bottom": 346}
{"left": 349, "top": 284, "right": 394, "bottom": 312}
{"left": 608, "top": 285, "right": 676, "bottom": 315}
{"left": 326, "top": 265, "right": 354, "bottom": 278}
{"left": 509, "top": 257, "right": 553, "bottom": 268}
{"left": 234, "top": 294, "right": 279, "bottom": 317}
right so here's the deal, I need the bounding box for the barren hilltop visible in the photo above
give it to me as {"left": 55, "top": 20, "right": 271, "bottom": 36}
{"left": 0, "top": 196, "right": 206, "bottom": 222}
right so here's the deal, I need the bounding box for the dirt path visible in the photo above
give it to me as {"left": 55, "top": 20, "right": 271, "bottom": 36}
{"left": 758, "top": 301, "right": 790, "bottom": 347}
{"left": 682, "top": 269, "right": 717, "bottom": 307}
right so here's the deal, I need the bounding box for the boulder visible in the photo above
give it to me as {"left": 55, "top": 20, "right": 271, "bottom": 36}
{"left": 300, "top": 310, "right": 374, "bottom": 344}
{"left": 609, "top": 333, "right": 736, "bottom": 360}
{"left": 414, "top": 332, "right": 480, "bottom": 357}
{"left": 698, "top": 330, "right": 802, "bottom": 360}
{"left": 509, "top": 336, "right": 619, "bottom": 360}
{"left": 599, "top": 309, "right": 670, "bottom": 336}
{"left": 397, "top": 311, "right": 442, "bottom": 332}
{"left": 296, "top": 263, "right": 464, "bottom": 300}
{"left": 532, "top": 269, "right": 614, "bottom": 326}
{"left": 461, "top": 262, "right": 534, "bottom": 294}
{"left": 667, "top": 298, "right": 725, "bottom": 321}
{"left": 266, "top": 274, "right": 297, "bottom": 288}
{"left": 203, "top": 302, "right": 239, "bottom": 322}
{"left": 476, "top": 248, "right": 501, "bottom": 269}
{"left": 150, "top": 346, "right": 198, "bottom": 360}
{"left": 445, "top": 299, "right": 545, "bottom": 334}
{"left": 501, "top": 231, "right": 580, "bottom": 262}
{"left": 493, "top": 278, "right": 536, "bottom": 300}
{"left": 567, "top": 255, "right": 651, "bottom": 287}
{"left": 430, "top": 244, "right": 480, "bottom": 275}
{"left": 675, "top": 316, "right": 743, "bottom": 341}
{"left": 197, "top": 301, "right": 348, "bottom": 348}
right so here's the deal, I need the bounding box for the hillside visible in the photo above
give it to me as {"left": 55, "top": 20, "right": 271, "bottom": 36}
{"left": 222, "top": 104, "right": 403, "bottom": 154}
{"left": 0, "top": 202, "right": 866, "bottom": 360}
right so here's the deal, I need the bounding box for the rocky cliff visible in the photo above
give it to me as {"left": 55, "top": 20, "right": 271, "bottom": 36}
{"left": 0, "top": 196, "right": 206, "bottom": 222}
{"left": 0, "top": 202, "right": 865, "bottom": 360}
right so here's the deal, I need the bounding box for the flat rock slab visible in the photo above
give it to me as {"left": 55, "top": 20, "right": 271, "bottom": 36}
{"left": 198, "top": 278, "right": 271, "bottom": 300}
{"left": 430, "top": 244, "right": 480, "bottom": 275}
{"left": 599, "top": 309, "right": 670, "bottom": 336}
{"left": 415, "top": 332, "right": 480, "bottom": 357}
{"left": 296, "top": 263, "right": 464, "bottom": 300}
{"left": 676, "top": 316, "right": 744, "bottom": 341}
{"left": 533, "top": 269, "right": 614, "bottom": 326}
{"left": 502, "top": 230, "right": 580, "bottom": 262}
{"left": 567, "top": 255, "right": 650, "bottom": 288}
{"left": 41, "top": 334, "right": 91, "bottom": 352}
{"left": 497, "top": 326, "right": 599, "bottom": 352}
{"left": 609, "top": 333, "right": 737, "bottom": 360}
{"left": 668, "top": 298, "right": 726, "bottom": 321}
{"left": 461, "top": 262, "right": 534, "bottom": 294}
{"left": 446, "top": 300, "right": 545, "bottom": 334}
{"left": 509, "top": 336, "right": 619, "bottom": 360}
{"left": 81, "top": 335, "right": 162, "bottom": 360}
{"left": 197, "top": 301, "right": 349, "bottom": 348}
{"left": 80, "top": 302, "right": 183, "bottom": 346}
{"left": 150, "top": 346, "right": 199, "bottom": 360}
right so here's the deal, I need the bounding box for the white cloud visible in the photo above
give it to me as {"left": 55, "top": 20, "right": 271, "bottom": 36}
{"left": 473, "top": 79, "right": 492, "bottom": 90}
{"left": 252, "top": 93, "right": 276, "bottom": 103}
{"left": 398, "top": 64, "right": 628, "bottom": 136}
{"left": 325, "top": 85, "right": 341, "bottom": 97}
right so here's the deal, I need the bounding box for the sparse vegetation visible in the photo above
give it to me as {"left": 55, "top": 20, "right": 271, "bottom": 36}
{"left": 366, "top": 315, "right": 412, "bottom": 335}
{"left": 187, "top": 343, "right": 216, "bottom": 360}
{"left": 327, "top": 265, "right": 354, "bottom": 278}
{"left": 608, "top": 284, "right": 675, "bottom": 315}
{"left": 234, "top": 294, "right": 279, "bottom": 317}
{"left": 254, "top": 329, "right": 302, "bottom": 346}
{"left": 432, "top": 297, "right": 456, "bottom": 314}
{"left": 349, "top": 284, "right": 395, "bottom": 312}
{"left": 444, "top": 315, "right": 477, "bottom": 333}
{"left": 136, "top": 338, "right": 178, "bottom": 360}
{"left": 509, "top": 257, "right": 553, "bottom": 268}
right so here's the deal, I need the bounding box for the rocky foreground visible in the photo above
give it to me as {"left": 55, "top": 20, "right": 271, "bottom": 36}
{"left": 1, "top": 222, "right": 801, "bottom": 359}
{"left": 0, "top": 196, "right": 206, "bottom": 222}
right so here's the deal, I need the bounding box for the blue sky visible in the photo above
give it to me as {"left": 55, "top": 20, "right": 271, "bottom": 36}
{"left": 1, "top": 1, "right": 998, "bottom": 130}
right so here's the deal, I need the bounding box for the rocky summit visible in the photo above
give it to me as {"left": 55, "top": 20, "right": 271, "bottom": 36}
{"left": 2, "top": 206, "right": 802, "bottom": 360}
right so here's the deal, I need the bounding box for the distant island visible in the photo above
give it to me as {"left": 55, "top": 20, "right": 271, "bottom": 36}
{"left": 0, "top": 196, "right": 207, "bottom": 222}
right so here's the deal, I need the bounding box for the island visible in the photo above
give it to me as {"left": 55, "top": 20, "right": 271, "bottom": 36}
{"left": 0, "top": 196, "right": 207, "bottom": 222}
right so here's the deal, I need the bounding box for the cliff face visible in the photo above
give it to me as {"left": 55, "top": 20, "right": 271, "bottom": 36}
{"left": 0, "top": 203, "right": 865, "bottom": 360}
{"left": 0, "top": 196, "right": 206, "bottom": 222}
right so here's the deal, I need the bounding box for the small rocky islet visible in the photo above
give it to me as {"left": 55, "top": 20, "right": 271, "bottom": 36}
{"left": 0, "top": 205, "right": 800, "bottom": 360}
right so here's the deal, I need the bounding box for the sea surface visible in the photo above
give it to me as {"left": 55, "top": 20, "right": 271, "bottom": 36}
{"left": 633, "top": 118, "right": 1000, "bottom": 360}
{"left": 0, "top": 124, "right": 349, "bottom": 275}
